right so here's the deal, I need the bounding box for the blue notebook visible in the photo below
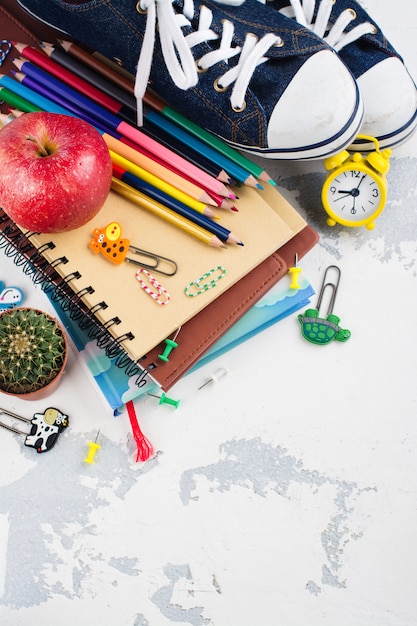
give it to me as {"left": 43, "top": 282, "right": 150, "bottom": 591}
{"left": 49, "top": 273, "right": 313, "bottom": 410}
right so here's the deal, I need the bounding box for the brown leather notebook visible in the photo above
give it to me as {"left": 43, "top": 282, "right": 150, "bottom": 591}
{"left": 138, "top": 224, "right": 317, "bottom": 390}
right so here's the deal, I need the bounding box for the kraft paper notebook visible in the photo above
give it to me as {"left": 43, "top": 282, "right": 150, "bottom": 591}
{"left": 10, "top": 183, "right": 297, "bottom": 361}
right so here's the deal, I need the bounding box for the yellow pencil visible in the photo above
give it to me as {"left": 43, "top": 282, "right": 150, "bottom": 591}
{"left": 109, "top": 150, "right": 218, "bottom": 219}
{"left": 103, "top": 133, "right": 214, "bottom": 205}
{"left": 111, "top": 178, "right": 225, "bottom": 248}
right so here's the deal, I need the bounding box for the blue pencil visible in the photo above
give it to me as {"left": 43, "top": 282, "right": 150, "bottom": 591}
{"left": 113, "top": 166, "right": 243, "bottom": 246}
{"left": 145, "top": 109, "right": 263, "bottom": 189}
{"left": 12, "top": 59, "right": 233, "bottom": 198}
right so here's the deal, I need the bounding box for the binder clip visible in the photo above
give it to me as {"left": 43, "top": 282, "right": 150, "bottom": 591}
{"left": 298, "top": 265, "right": 351, "bottom": 345}
{"left": 0, "top": 406, "right": 69, "bottom": 453}
{"left": 89, "top": 222, "right": 177, "bottom": 276}
{"left": 0, "top": 280, "right": 24, "bottom": 310}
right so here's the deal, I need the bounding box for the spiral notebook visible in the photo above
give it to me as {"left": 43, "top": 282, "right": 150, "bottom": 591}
{"left": 0, "top": 201, "right": 317, "bottom": 408}
{"left": 9, "top": 183, "right": 299, "bottom": 361}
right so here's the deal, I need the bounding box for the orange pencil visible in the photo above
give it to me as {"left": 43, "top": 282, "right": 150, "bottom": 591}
{"left": 103, "top": 133, "right": 215, "bottom": 205}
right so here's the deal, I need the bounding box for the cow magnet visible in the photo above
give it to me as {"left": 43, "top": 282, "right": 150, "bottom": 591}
{"left": 0, "top": 406, "right": 69, "bottom": 453}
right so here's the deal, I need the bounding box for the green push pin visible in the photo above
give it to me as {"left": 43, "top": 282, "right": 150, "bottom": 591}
{"left": 147, "top": 392, "right": 180, "bottom": 409}
{"left": 158, "top": 328, "right": 181, "bottom": 362}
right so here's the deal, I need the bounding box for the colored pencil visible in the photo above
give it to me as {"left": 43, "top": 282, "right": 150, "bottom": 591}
{"left": 146, "top": 93, "right": 276, "bottom": 186}
{"left": 2, "top": 73, "right": 216, "bottom": 205}
{"left": 55, "top": 40, "right": 274, "bottom": 185}
{"left": 112, "top": 165, "right": 242, "bottom": 246}
{"left": 111, "top": 178, "right": 225, "bottom": 248}
{"left": 109, "top": 150, "right": 217, "bottom": 218}
{"left": 59, "top": 39, "right": 135, "bottom": 94}
{"left": 0, "top": 85, "right": 41, "bottom": 113}
{"left": 39, "top": 43, "right": 234, "bottom": 185}
{"left": 12, "top": 48, "right": 233, "bottom": 198}
{"left": 144, "top": 110, "right": 262, "bottom": 189}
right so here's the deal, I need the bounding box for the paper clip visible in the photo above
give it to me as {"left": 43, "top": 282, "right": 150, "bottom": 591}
{"left": 0, "top": 40, "right": 12, "bottom": 68}
{"left": 298, "top": 265, "right": 351, "bottom": 345}
{"left": 135, "top": 269, "right": 171, "bottom": 305}
{"left": 89, "top": 222, "right": 177, "bottom": 276}
{"left": 185, "top": 266, "right": 226, "bottom": 297}
{"left": 0, "top": 406, "right": 69, "bottom": 453}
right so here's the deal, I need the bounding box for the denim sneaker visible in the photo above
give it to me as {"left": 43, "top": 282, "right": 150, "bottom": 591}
{"left": 264, "top": 0, "right": 417, "bottom": 150}
{"left": 17, "top": 0, "right": 363, "bottom": 160}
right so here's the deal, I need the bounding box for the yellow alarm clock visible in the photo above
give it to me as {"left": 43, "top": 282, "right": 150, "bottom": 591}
{"left": 321, "top": 135, "right": 392, "bottom": 230}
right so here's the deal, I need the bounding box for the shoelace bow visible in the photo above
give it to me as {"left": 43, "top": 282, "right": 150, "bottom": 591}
{"left": 277, "top": 0, "right": 375, "bottom": 52}
{"left": 134, "top": 0, "right": 282, "bottom": 125}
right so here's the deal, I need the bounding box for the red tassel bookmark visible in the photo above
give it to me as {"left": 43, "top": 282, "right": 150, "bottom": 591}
{"left": 126, "top": 400, "right": 155, "bottom": 462}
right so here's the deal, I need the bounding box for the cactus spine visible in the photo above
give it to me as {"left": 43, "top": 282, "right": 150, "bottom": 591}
{"left": 0, "top": 308, "right": 67, "bottom": 395}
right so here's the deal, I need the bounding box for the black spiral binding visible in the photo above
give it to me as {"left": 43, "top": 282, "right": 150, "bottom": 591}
{"left": 0, "top": 210, "right": 150, "bottom": 386}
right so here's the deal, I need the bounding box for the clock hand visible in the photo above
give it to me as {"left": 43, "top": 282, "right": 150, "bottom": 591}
{"left": 356, "top": 174, "right": 367, "bottom": 189}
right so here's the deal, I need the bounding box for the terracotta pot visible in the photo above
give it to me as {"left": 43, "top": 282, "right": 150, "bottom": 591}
{"left": 0, "top": 307, "right": 68, "bottom": 400}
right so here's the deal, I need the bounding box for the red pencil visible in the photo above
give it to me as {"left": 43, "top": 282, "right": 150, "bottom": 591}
{"left": 12, "top": 43, "right": 234, "bottom": 199}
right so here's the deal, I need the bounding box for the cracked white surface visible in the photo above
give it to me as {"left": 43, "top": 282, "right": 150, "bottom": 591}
{"left": 1, "top": 1, "right": 417, "bottom": 623}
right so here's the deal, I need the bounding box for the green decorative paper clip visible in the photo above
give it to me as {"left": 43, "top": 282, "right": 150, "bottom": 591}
{"left": 298, "top": 265, "right": 351, "bottom": 345}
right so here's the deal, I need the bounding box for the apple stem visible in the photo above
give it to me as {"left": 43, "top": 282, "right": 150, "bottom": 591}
{"left": 25, "top": 134, "right": 52, "bottom": 157}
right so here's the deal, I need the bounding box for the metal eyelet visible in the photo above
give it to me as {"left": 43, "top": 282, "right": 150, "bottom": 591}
{"left": 231, "top": 102, "right": 246, "bottom": 113}
{"left": 113, "top": 57, "right": 124, "bottom": 68}
{"left": 136, "top": 1, "right": 147, "bottom": 14}
{"left": 195, "top": 60, "right": 208, "bottom": 74}
{"left": 274, "top": 37, "right": 284, "bottom": 48}
{"left": 347, "top": 8, "right": 357, "bottom": 20}
{"left": 213, "top": 77, "right": 229, "bottom": 93}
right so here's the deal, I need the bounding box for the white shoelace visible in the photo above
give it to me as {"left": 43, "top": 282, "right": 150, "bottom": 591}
{"left": 277, "top": 0, "right": 375, "bottom": 52}
{"left": 134, "top": 0, "right": 282, "bottom": 125}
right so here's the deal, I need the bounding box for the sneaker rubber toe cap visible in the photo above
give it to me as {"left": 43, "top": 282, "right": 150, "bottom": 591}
{"left": 266, "top": 49, "right": 363, "bottom": 159}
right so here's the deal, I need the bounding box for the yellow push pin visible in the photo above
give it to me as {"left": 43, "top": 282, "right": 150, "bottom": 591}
{"left": 288, "top": 254, "right": 302, "bottom": 290}
{"left": 84, "top": 430, "right": 101, "bottom": 464}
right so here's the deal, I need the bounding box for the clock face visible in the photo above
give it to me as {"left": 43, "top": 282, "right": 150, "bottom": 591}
{"left": 323, "top": 166, "right": 385, "bottom": 225}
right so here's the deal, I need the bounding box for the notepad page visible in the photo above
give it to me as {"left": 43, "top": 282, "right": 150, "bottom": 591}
{"left": 23, "top": 184, "right": 297, "bottom": 362}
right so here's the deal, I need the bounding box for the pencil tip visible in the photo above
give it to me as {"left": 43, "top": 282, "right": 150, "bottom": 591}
{"left": 245, "top": 175, "right": 260, "bottom": 188}
{"left": 231, "top": 206, "right": 239, "bottom": 212}
{"left": 237, "top": 241, "right": 244, "bottom": 246}
{"left": 256, "top": 183, "right": 264, "bottom": 190}
{"left": 268, "top": 179, "right": 277, "bottom": 186}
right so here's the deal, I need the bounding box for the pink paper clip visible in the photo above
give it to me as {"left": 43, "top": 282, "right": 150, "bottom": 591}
{"left": 135, "top": 269, "right": 171, "bottom": 305}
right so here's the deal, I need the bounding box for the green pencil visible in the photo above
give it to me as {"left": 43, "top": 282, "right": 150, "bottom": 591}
{"left": 145, "top": 92, "right": 276, "bottom": 186}
{"left": 0, "top": 85, "right": 41, "bottom": 113}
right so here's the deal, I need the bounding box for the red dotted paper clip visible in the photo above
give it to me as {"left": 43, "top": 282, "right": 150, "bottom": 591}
{"left": 135, "top": 269, "right": 171, "bottom": 305}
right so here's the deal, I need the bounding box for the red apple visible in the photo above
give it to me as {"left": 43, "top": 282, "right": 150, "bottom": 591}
{"left": 0, "top": 111, "right": 112, "bottom": 232}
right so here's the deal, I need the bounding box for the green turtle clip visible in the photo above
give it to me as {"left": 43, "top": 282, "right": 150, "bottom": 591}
{"left": 298, "top": 265, "right": 351, "bottom": 345}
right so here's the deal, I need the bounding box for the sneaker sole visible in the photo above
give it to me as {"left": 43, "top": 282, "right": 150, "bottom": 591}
{"left": 226, "top": 87, "right": 364, "bottom": 160}
{"left": 350, "top": 109, "right": 417, "bottom": 152}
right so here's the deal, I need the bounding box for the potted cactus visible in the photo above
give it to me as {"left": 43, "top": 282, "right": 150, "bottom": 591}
{"left": 0, "top": 307, "right": 68, "bottom": 399}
